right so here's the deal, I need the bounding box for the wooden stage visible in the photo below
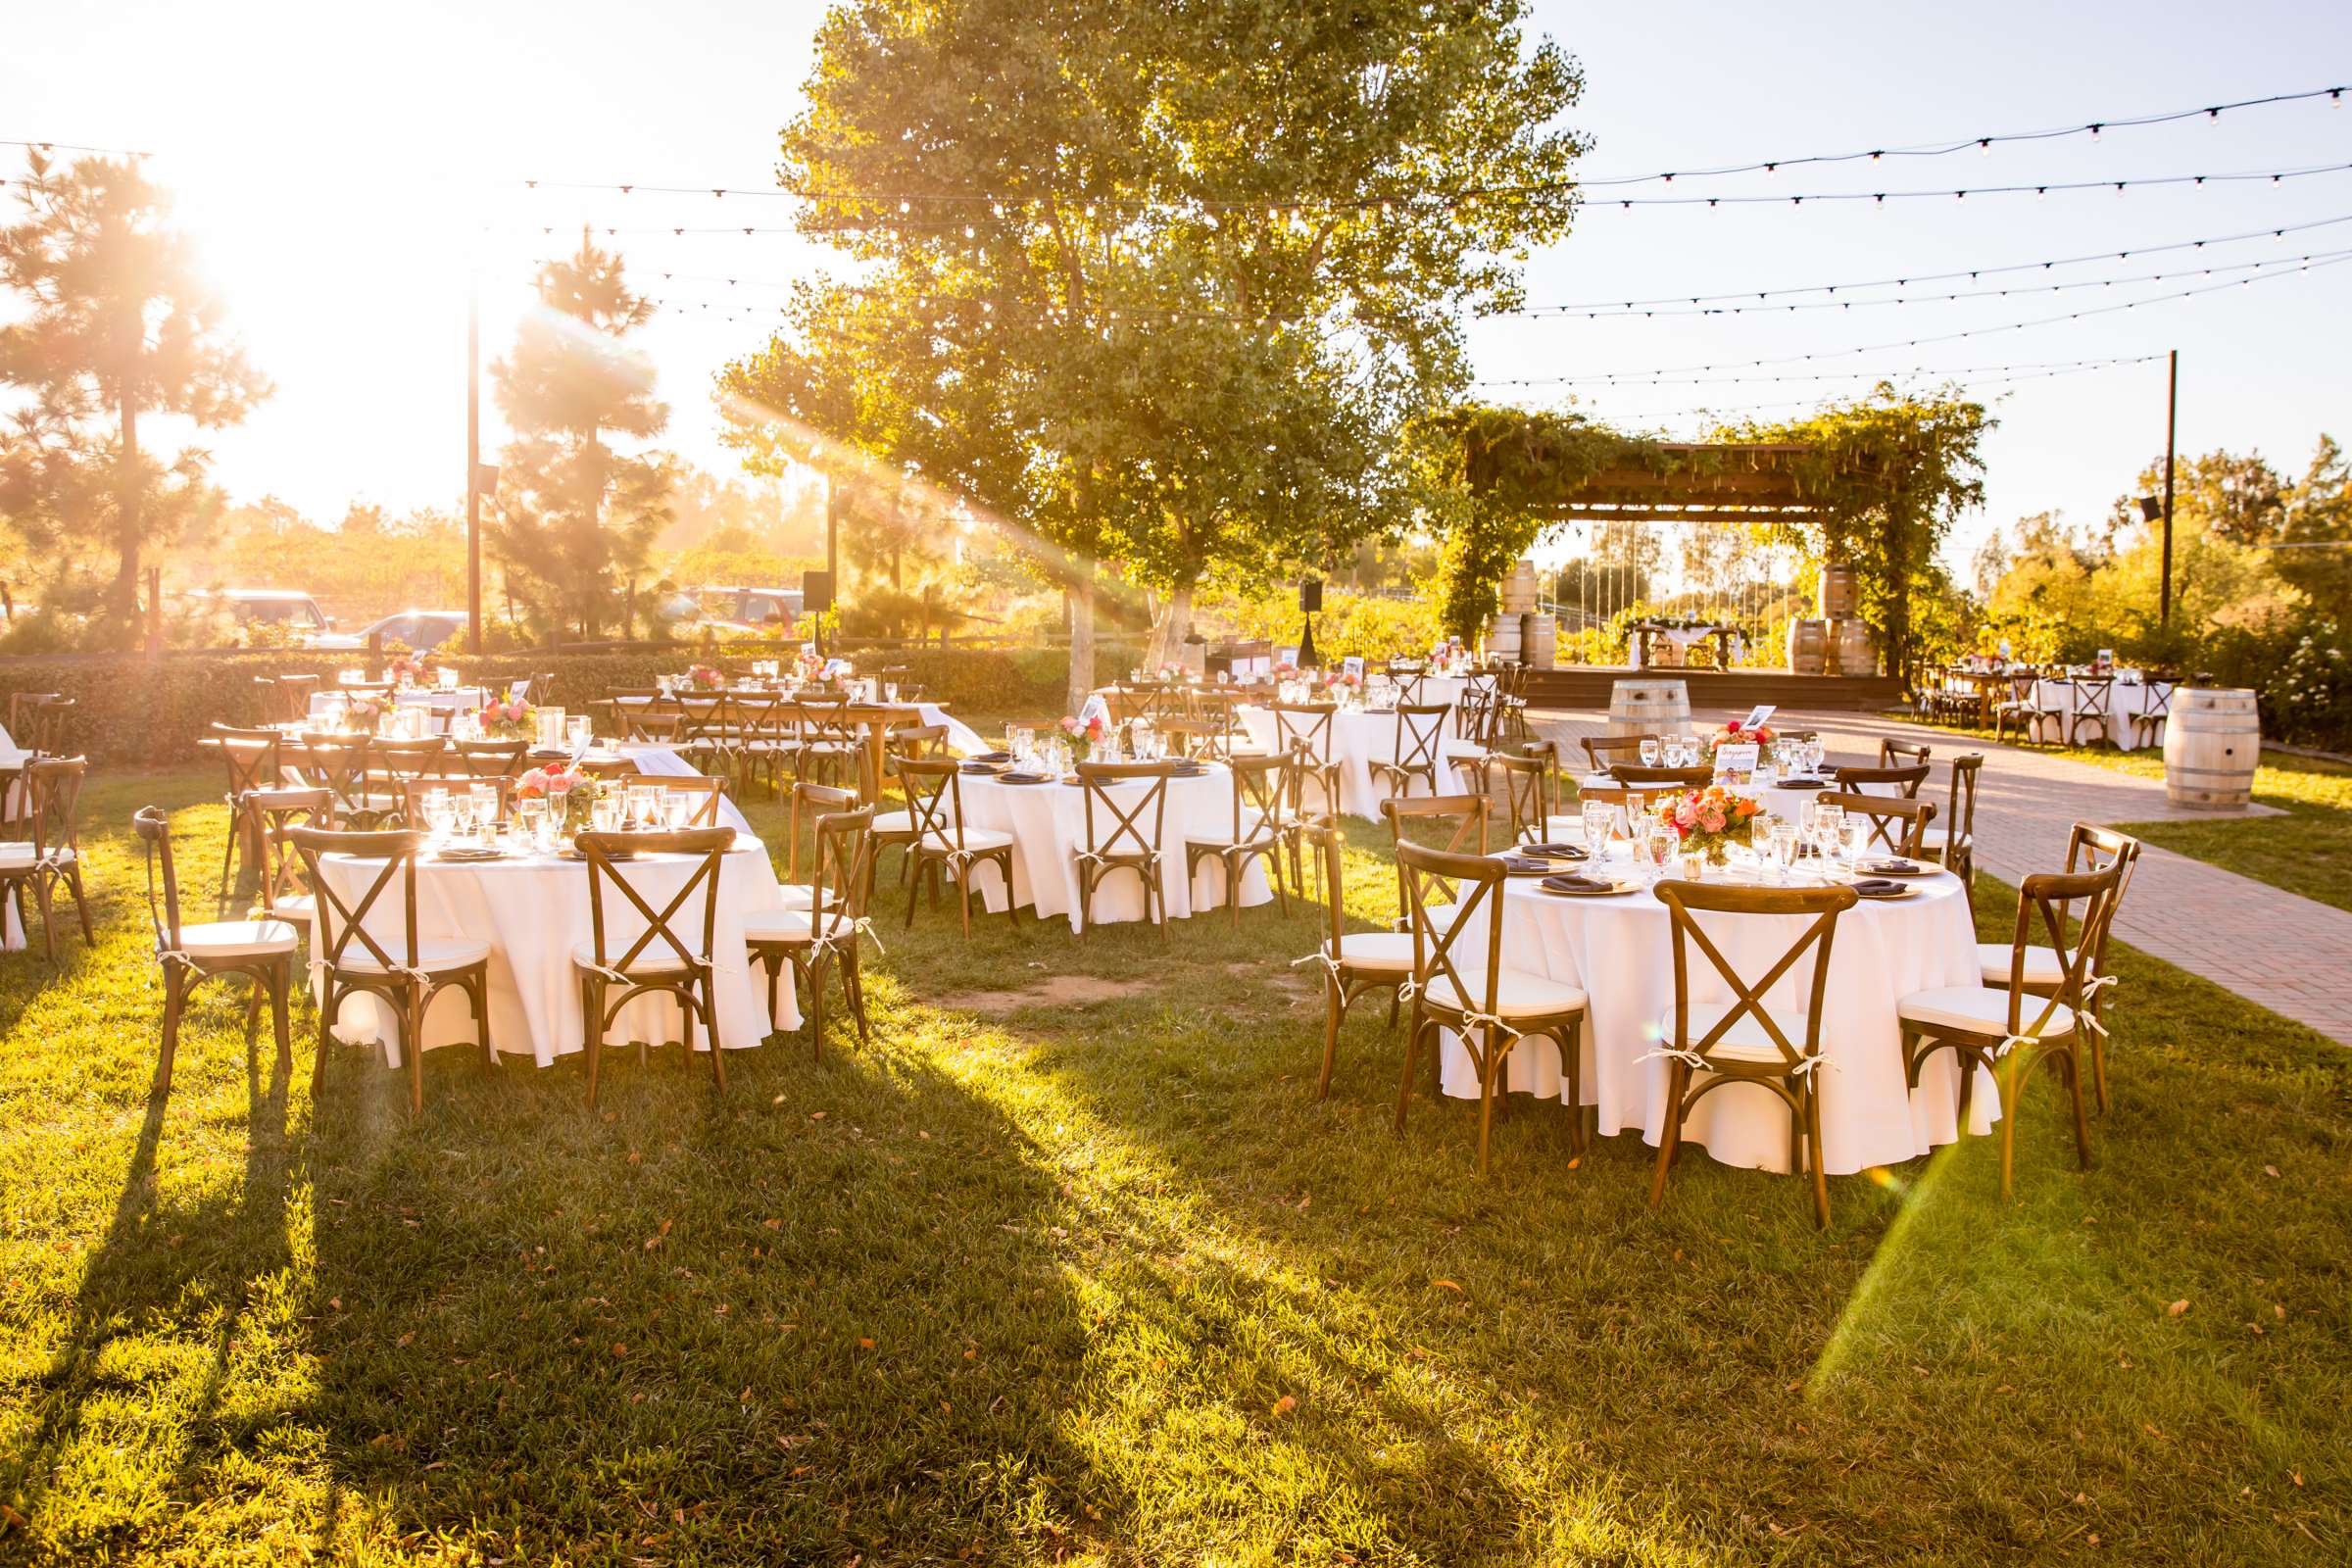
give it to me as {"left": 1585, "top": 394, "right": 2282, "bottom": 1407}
{"left": 1519, "top": 666, "right": 1903, "bottom": 713}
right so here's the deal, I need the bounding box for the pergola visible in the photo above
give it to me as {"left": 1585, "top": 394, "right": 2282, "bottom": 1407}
{"left": 1523, "top": 442, "right": 1832, "bottom": 526}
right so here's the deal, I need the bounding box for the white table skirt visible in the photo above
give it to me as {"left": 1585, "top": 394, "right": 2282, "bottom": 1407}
{"left": 1, "top": 738, "right": 25, "bottom": 949}
{"left": 1236, "top": 707, "right": 1484, "bottom": 821}
{"left": 613, "top": 695, "right": 987, "bottom": 759}
{"left": 311, "top": 838, "right": 797, "bottom": 1068}
{"left": 1436, "top": 865, "right": 1995, "bottom": 1175}
{"left": 953, "top": 766, "right": 1275, "bottom": 932}
{"left": 2034, "top": 680, "right": 2164, "bottom": 749}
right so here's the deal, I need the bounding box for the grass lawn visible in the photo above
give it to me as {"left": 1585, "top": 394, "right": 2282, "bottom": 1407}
{"left": 2, "top": 766, "right": 2347, "bottom": 1565}
{"left": 1891, "top": 717, "right": 2352, "bottom": 914}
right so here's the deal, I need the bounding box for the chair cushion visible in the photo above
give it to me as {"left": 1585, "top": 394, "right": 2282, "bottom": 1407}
{"left": 1653, "top": 1002, "right": 1817, "bottom": 1066}
{"left": 1976, "top": 942, "right": 2068, "bottom": 987}
{"left": 570, "top": 939, "right": 697, "bottom": 975}
{"left": 176, "top": 919, "right": 301, "bottom": 958}
{"left": 267, "top": 893, "right": 317, "bottom": 921}
{"left": 1186, "top": 808, "right": 1278, "bottom": 847}
{"left": 334, "top": 938, "right": 493, "bottom": 974}
{"left": 872, "top": 808, "right": 945, "bottom": 837}
{"left": 0, "top": 843, "right": 72, "bottom": 866}
{"left": 1326, "top": 931, "right": 1415, "bottom": 972}
{"left": 743, "top": 906, "right": 862, "bottom": 945}
{"left": 771, "top": 883, "right": 841, "bottom": 912}
{"left": 1420, "top": 966, "right": 1588, "bottom": 1019}
{"left": 1899, "top": 984, "right": 2077, "bottom": 1038}
{"left": 920, "top": 826, "right": 1013, "bottom": 853}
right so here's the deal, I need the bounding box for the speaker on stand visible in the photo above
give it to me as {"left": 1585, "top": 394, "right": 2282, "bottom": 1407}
{"left": 1296, "top": 579, "right": 1322, "bottom": 669}
{"left": 802, "top": 569, "right": 834, "bottom": 656}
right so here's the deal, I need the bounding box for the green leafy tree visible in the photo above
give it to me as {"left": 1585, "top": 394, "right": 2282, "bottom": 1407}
{"left": 723, "top": 0, "right": 1585, "bottom": 707}
{"left": 489, "top": 232, "right": 672, "bottom": 640}
{"left": 0, "top": 152, "right": 267, "bottom": 635}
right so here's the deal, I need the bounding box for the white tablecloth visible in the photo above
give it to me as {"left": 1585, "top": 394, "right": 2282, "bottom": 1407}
{"left": 613, "top": 694, "right": 987, "bottom": 759}
{"left": 612, "top": 746, "right": 757, "bottom": 834}
{"left": 1437, "top": 863, "right": 1994, "bottom": 1175}
{"left": 2034, "top": 680, "right": 2165, "bottom": 749}
{"left": 1236, "top": 707, "right": 1484, "bottom": 821}
{"left": 954, "top": 765, "right": 1275, "bottom": 932}
{"left": 309, "top": 687, "right": 489, "bottom": 726}
{"left": 1, "top": 736, "right": 26, "bottom": 949}
{"left": 312, "top": 836, "right": 796, "bottom": 1068}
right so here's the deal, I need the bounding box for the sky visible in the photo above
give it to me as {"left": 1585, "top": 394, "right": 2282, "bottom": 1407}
{"left": 4, "top": 0, "right": 2348, "bottom": 579}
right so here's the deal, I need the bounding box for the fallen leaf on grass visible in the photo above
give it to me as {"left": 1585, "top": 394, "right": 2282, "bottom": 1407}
{"left": 1432, "top": 1279, "right": 1463, "bottom": 1294}
{"left": 612, "top": 1344, "right": 628, "bottom": 1357}
{"left": 2263, "top": 1164, "right": 2279, "bottom": 1178}
{"left": 809, "top": 1110, "right": 827, "bottom": 1121}
{"left": 2168, "top": 1299, "right": 2189, "bottom": 1317}
{"left": 1272, "top": 1395, "right": 1297, "bottom": 1417}
{"left": 858, "top": 1337, "right": 875, "bottom": 1349}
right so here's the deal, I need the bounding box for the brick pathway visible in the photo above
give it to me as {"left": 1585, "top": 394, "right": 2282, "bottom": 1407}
{"left": 1529, "top": 703, "right": 2352, "bottom": 1046}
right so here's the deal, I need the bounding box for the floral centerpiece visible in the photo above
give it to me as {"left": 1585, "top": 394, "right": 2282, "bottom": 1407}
{"left": 342, "top": 694, "right": 384, "bottom": 732}
{"left": 1324, "top": 668, "right": 1363, "bottom": 694}
{"left": 687, "top": 663, "right": 725, "bottom": 691}
{"left": 1058, "top": 712, "right": 1108, "bottom": 759}
{"left": 1650, "top": 784, "right": 1762, "bottom": 865}
{"left": 1705, "top": 719, "right": 1776, "bottom": 755}
{"left": 475, "top": 697, "right": 536, "bottom": 740}
{"left": 386, "top": 650, "right": 433, "bottom": 687}
{"left": 517, "top": 762, "right": 601, "bottom": 831}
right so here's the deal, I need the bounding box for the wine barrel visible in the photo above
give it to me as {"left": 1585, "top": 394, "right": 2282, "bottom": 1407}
{"left": 1521, "top": 612, "right": 1557, "bottom": 669}
{"left": 1499, "top": 558, "right": 1540, "bottom": 613}
{"left": 1819, "top": 562, "right": 1860, "bottom": 620}
{"left": 1486, "top": 614, "right": 1522, "bottom": 662}
{"left": 1833, "top": 618, "right": 1875, "bottom": 676}
{"left": 2163, "top": 687, "right": 2260, "bottom": 810}
{"left": 1787, "top": 618, "right": 1828, "bottom": 675}
{"left": 1608, "top": 678, "right": 1691, "bottom": 738}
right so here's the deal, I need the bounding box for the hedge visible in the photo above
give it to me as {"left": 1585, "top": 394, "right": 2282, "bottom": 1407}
{"left": 0, "top": 645, "right": 1079, "bottom": 768}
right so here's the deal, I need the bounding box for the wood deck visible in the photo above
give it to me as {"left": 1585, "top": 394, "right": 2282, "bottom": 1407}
{"left": 1519, "top": 666, "right": 1904, "bottom": 713}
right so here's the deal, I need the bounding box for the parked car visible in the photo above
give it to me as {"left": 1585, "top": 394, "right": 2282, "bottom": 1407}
{"left": 183, "top": 589, "right": 332, "bottom": 645}
{"left": 691, "top": 584, "right": 804, "bottom": 638}
{"left": 315, "top": 609, "right": 468, "bottom": 652}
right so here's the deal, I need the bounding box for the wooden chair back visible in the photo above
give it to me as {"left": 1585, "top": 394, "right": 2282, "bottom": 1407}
{"left": 131, "top": 806, "right": 189, "bottom": 955}
{"left": 1942, "top": 754, "right": 1983, "bottom": 853}
{"left": 243, "top": 786, "right": 335, "bottom": 913}
{"left": 1816, "top": 790, "right": 1936, "bottom": 857}
{"left": 577, "top": 827, "right": 735, "bottom": 975}
{"left": 1831, "top": 762, "right": 1931, "bottom": 799}
{"left": 1879, "top": 738, "right": 1933, "bottom": 769}
{"left": 211, "top": 725, "right": 282, "bottom": 804}
{"left": 287, "top": 825, "right": 425, "bottom": 974}
{"left": 1381, "top": 794, "right": 1489, "bottom": 918}
{"left": 1610, "top": 763, "right": 1713, "bottom": 790}
{"left": 1394, "top": 840, "right": 1508, "bottom": 1015}
{"left": 20, "top": 756, "right": 86, "bottom": 861}
{"left": 453, "top": 739, "right": 530, "bottom": 776}
{"left": 1484, "top": 750, "right": 1552, "bottom": 843}
{"left": 1999, "top": 862, "right": 2128, "bottom": 1040}
{"left": 1388, "top": 704, "right": 1450, "bottom": 781}
{"left": 24, "top": 697, "right": 74, "bottom": 757}
{"left": 1076, "top": 761, "right": 1175, "bottom": 862}
{"left": 640, "top": 774, "right": 728, "bottom": 827}
{"left": 896, "top": 756, "right": 975, "bottom": 851}
{"left": 1222, "top": 753, "right": 1287, "bottom": 845}
{"left": 1269, "top": 701, "right": 1337, "bottom": 767}
{"left": 1581, "top": 734, "right": 1652, "bottom": 774}
{"left": 1653, "top": 879, "right": 1856, "bottom": 1077}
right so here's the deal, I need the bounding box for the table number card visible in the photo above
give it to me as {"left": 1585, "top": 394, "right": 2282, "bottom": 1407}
{"left": 1740, "top": 704, "right": 1777, "bottom": 732}
{"left": 1713, "top": 742, "right": 1760, "bottom": 785}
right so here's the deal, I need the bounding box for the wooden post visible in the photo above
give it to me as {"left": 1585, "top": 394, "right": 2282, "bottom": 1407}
{"left": 466, "top": 279, "right": 483, "bottom": 654}
{"left": 2160, "top": 348, "right": 2178, "bottom": 625}
{"left": 144, "top": 566, "right": 163, "bottom": 660}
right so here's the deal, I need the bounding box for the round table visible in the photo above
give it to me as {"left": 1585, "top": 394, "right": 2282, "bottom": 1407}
{"left": 1437, "top": 861, "right": 1993, "bottom": 1175}
{"left": 309, "top": 687, "right": 490, "bottom": 728}
{"left": 1236, "top": 707, "right": 1483, "bottom": 821}
{"left": 310, "top": 834, "right": 797, "bottom": 1068}
{"left": 954, "top": 764, "right": 1276, "bottom": 932}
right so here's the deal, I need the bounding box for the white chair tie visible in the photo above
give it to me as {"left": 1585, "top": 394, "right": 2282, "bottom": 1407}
{"left": 808, "top": 915, "right": 883, "bottom": 960}
{"left": 1455, "top": 1008, "right": 1526, "bottom": 1045}
{"left": 1076, "top": 848, "right": 1158, "bottom": 867}
{"left": 1291, "top": 947, "right": 1346, "bottom": 982}
{"left": 1635, "top": 1045, "right": 1838, "bottom": 1078}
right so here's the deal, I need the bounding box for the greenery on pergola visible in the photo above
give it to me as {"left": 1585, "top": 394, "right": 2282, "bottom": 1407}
{"left": 1421, "top": 388, "right": 1994, "bottom": 672}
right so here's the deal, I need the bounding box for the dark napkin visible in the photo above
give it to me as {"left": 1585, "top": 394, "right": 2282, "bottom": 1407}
{"left": 998, "top": 771, "right": 1050, "bottom": 785}
{"left": 1853, "top": 878, "right": 1906, "bottom": 897}
{"left": 1541, "top": 872, "right": 1615, "bottom": 893}
{"left": 1865, "top": 858, "right": 1922, "bottom": 874}
{"left": 1521, "top": 842, "right": 1588, "bottom": 859}
{"left": 972, "top": 750, "right": 1012, "bottom": 762}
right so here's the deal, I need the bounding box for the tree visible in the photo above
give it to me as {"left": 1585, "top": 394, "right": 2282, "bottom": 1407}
{"left": 0, "top": 152, "right": 267, "bottom": 634}
{"left": 488, "top": 232, "right": 672, "bottom": 640}
{"left": 722, "top": 0, "right": 1586, "bottom": 708}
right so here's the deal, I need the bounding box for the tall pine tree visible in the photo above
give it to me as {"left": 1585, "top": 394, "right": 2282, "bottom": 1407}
{"left": 0, "top": 152, "right": 267, "bottom": 636}
{"left": 489, "top": 232, "right": 671, "bottom": 640}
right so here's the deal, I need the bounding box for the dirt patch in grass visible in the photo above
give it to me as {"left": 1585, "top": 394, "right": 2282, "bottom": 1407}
{"left": 934, "top": 974, "right": 1156, "bottom": 1015}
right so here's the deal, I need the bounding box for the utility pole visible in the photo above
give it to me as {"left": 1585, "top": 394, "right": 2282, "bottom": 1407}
{"left": 466, "top": 276, "right": 483, "bottom": 654}
{"left": 2160, "top": 348, "right": 2178, "bottom": 624}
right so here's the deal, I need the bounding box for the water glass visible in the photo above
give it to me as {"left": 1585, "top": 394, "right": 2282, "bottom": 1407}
{"left": 518, "top": 796, "right": 545, "bottom": 841}
{"left": 591, "top": 797, "right": 620, "bottom": 833}
{"left": 470, "top": 785, "right": 500, "bottom": 831}
{"left": 1581, "top": 801, "right": 1613, "bottom": 853}
{"left": 1639, "top": 738, "right": 1662, "bottom": 767}
{"left": 1770, "top": 821, "right": 1801, "bottom": 880}
{"left": 884, "top": 681, "right": 900, "bottom": 704}
{"left": 662, "top": 792, "right": 693, "bottom": 829}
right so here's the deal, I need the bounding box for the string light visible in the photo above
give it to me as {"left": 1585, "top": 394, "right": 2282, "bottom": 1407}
{"left": 1474, "top": 354, "right": 2163, "bottom": 390}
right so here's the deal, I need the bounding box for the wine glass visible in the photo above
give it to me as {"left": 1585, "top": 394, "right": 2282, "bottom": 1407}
{"left": 662, "top": 792, "right": 693, "bottom": 829}
{"left": 1581, "top": 800, "right": 1613, "bottom": 854}
{"left": 1639, "top": 738, "right": 1662, "bottom": 767}
{"left": 1646, "top": 826, "right": 1677, "bottom": 880}
{"left": 1770, "top": 821, "right": 1801, "bottom": 881}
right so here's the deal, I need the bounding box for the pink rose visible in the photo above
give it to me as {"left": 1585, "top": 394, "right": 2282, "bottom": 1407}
{"left": 1699, "top": 807, "right": 1726, "bottom": 833}
{"left": 1675, "top": 800, "right": 1698, "bottom": 828}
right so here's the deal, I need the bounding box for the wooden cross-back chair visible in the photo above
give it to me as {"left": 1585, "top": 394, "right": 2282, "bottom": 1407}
{"left": 1993, "top": 670, "right": 2060, "bottom": 745}
{"left": 7, "top": 691, "right": 63, "bottom": 743}
{"left": 865, "top": 725, "right": 951, "bottom": 890}
{"left": 897, "top": 756, "right": 1017, "bottom": 938}
{"left": 1830, "top": 762, "right": 1931, "bottom": 799}
{"left": 1879, "top": 738, "right": 1933, "bottom": 769}
{"left": 1392, "top": 839, "right": 1589, "bottom": 1175}
{"left": 1183, "top": 690, "right": 1243, "bottom": 756}
{"left": 1303, "top": 824, "right": 1415, "bottom": 1100}
{"left": 728, "top": 692, "right": 793, "bottom": 798}
{"left": 1581, "top": 734, "right": 1653, "bottom": 775}
{"left": 1924, "top": 754, "right": 1984, "bottom": 914}
{"left": 16, "top": 696, "right": 74, "bottom": 759}
{"left": 1648, "top": 879, "right": 1858, "bottom": 1228}
{"left": 0, "top": 757, "right": 94, "bottom": 960}
{"left": 288, "top": 735, "right": 387, "bottom": 826}
{"left": 611, "top": 694, "right": 682, "bottom": 742}
{"left": 1183, "top": 752, "right": 1289, "bottom": 927}
{"left": 2065, "top": 675, "right": 2116, "bottom": 747}
{"left": 1372, "top": 703, "right": 1452, "bottom": 806}
{"left": 1379, "top": 793, "right": 1489, "bottom": 939}
{"left": 208, "top": 724, "right": 283, "bottom": 908}
{"left": 749, "top": 803, "right": 877, "bottom": 1054}
{"left": 454, "top": 738, "right": 530, "bottom": 777}
{"left": 1455, "top": 673, "right": 1498, "bottom": 746}
{"left": 240, "top": 785, "right": 335, "bottom": 927}
{"left": 790, "top": 696, "right": 860, "bottom": 792}
{"left": 1901, "top": 859, "right": 2126, "bottom": 1198}
{"left": 396, "top": 775, "right": 519, "bottom": 827}
{"left": 1609, "top": 762, "right": 1713, "bottom": 792}
{"left": 368, "top": 736, "right": 455, "bottom": 795}
{"left": 2131, "top": 677, "right": 2176, "bottom": 751}
{"left": 574, "top": 826, "right": 736, "bottom": 1110}
{"left": 1815, "top": 789, "right": 1936, "bottom": 858}
{"left": 1485, "top": 749, "right": 1554, "bottom": 845}
{"left": 2027, "top": 822, "right": 2147, "bottom": 1112}
{"left": 1073, "top": 760, "right": 1176, "bottom": 939}
{"left": 637, "top": 773, "right": 727, "bottom": 828}
{"left": 672, "top": 694, "right": 735, "bottom": 774}
{"left": 131, "top": 806, "right": 300, "bottom": 1102}
{"left": 287, "top": 824, "right": 491, "bottom": 1115}
{"left": 780, "top": 781, "right": 858, "bottom": 907}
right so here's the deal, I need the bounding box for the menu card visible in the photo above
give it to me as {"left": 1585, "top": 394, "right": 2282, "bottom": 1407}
{"left": 1713, "top": 742, "right": 1760, "bottom": 784}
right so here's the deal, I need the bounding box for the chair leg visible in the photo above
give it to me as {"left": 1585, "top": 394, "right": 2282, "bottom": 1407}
{"left": 1648, "top": 1062, "right": 1689, "bottom": 1209}
{"left": 472, "top": 968, "right": 493, "bottom": 1066}
{"left": 68, "top": 867, "right": 93, "bottom": 946}
{"left": 1394, "top": 1016, "right": 1425, "bottom": 1132}
{"left": 155, "top": 965, "right": 186, "bottom": 1100}
{"left": 2064, "top": 1048, "right": 2092, "bottom": 1170}
{"left": 1476, "top": 1069, "right": 1497, "bottom": 1178}
{"left": 582, "top": 975, "right": 605, "bottom": 1110}
{"left": 702, "top": 975, "right": 726, "bottom": 1093}
{"left": 270, "top": 960, "right": 292, "bottom": 1076}
{"left": 1995, "top": 1054, "right": 2025, "bottom": 1200}
{"left": 1316, "top": 975, "right": 1343, "bottom": 1101}
{"left": 404, "top": 986, "right": 424, "bottom": 1117}
{"left": 314, "top": 984, "right": 336, "bottom": 1099}
{"left": 844, "top": 949, "right": 871, "bottom": 1045}
{"left": 804, "top": 956, "right": 826, "bottom": 1057}
{"left": 1804, "top": 1085, "right": 1830, "bottom": 1229}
